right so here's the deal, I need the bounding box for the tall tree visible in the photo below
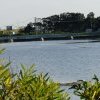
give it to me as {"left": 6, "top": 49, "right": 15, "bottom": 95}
{"left": 24, "top": 22, "right": 35, "bottom": 33}
{"left": 86, "top": 12, "right": 95, "bottom": 29}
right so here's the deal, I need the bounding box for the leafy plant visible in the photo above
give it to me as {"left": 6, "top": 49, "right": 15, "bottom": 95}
{"left": 71, "top": 75, "right": 100, "bottom": 100}
{"left": 8, "top": 64, "right": 70, "bottom": 100}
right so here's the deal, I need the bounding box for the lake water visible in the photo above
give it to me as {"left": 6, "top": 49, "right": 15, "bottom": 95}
{"left": 0, "top": 40, "right": 100, "bottom": 99}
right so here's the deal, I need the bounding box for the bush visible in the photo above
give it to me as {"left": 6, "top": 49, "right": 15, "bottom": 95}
{"left": 71, "top": 75, "right": 100, "bottom": 100}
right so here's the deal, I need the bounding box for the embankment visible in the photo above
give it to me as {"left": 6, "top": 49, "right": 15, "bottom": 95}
{"left": 0, "top": 32, "right": 100, "bottom": 42}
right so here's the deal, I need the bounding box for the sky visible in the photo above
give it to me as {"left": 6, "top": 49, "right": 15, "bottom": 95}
{"left": 0, "top": 0, "right": 100, "bottom": 28}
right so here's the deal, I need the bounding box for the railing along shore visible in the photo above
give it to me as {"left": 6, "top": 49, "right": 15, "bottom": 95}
{"left": 0, "top": 32, "right": 100, "bottom": 42}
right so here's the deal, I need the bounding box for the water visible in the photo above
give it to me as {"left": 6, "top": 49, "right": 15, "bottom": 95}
{"left": 0, "top": 40, "right": 100, "bottom": 99}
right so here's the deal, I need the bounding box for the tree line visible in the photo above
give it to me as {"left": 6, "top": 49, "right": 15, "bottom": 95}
{"left": 19, "top": 12, "right": 100, "bottom": 34}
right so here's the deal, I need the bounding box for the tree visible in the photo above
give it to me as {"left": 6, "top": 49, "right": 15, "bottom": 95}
{"left": 87, "top": 12, "right": 94, "bottom": 19}
{"left": 94, "top": 17, "right": 100, "bottom": 31}
{"left": 59, "top": 12, "right": 85, "bottom": 32}
{"left": 86, "top": 12, "right": 95, "bottom": 29}
{"left": 24, "top": 22, "right": 35, "bottom": 33}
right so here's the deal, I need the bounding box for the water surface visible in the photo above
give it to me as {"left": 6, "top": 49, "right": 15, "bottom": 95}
{"left": 0, "top": 40, "right": 100, "bottom": 82}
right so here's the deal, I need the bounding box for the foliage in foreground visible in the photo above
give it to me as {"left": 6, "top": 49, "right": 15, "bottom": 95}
{"left": 0, "top": 49, "right": 70, "bottom": 100}
{"left": 71, "top": 75, "right": 100, "bottom": 100}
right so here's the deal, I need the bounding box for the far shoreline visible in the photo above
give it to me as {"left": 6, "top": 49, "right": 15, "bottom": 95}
{"left": 0, "top": 32, "right": 100, "bottom": 43}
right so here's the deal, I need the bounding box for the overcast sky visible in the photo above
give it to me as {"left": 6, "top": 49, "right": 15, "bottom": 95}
{"left": 0, "top": 0, "right": 100, "bottom": 28}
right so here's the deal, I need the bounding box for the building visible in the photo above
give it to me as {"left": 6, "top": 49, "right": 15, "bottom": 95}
{"left": 6, "top": 26, "right": 12, "bottom": 30}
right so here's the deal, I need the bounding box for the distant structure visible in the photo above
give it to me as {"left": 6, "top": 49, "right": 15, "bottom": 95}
{"left": 41, "top": 37, "right": 44, "bottom": 41}
{"left": 12, "top": 32, "right": 16, "bottom": 35}
{"left": 34, "top": 17, "right": 43, "bottom": 33}
{"left": 10, "top": 38, "right": 13, "bottom": 42}
{"left": 6, "top": 26, "right": 12, "bottom": 30}
{"left": 34, "top": 17, "right": 43, "bottom": 23}
{"left": 71, "top": 36, "right": 74, "bottom": 40}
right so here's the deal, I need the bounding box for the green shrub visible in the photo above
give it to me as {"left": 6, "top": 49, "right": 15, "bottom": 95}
{"left": 71, "top": 75, "right": 100, "bottom": 100}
